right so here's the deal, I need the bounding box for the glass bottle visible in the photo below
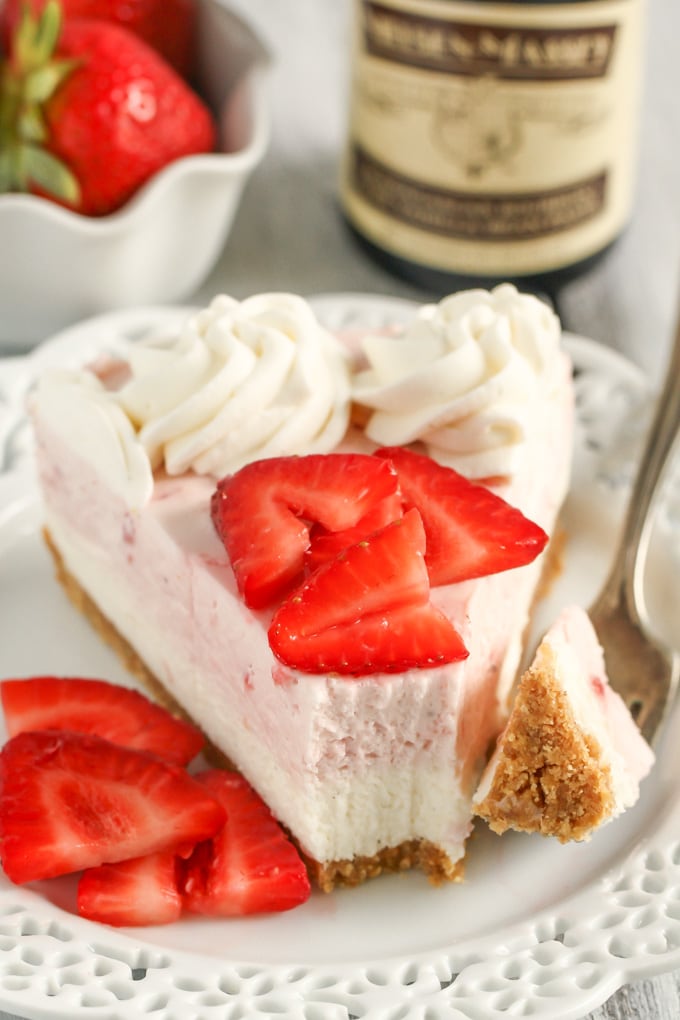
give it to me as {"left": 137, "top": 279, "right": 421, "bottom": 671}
{"left": 340, "top": 0, "right": 647, "bottom": 298}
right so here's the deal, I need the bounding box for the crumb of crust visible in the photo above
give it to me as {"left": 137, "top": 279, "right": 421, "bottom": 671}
{"left": 475, "top": 644, "right": 615, "bottom": 843}
{"left": 43, "top": 527, "right": 469, "bottom": 890}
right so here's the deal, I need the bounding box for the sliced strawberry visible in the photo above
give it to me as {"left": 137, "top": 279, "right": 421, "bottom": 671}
{"left": 0, "top": 676, "right": 204, "bottom": 766}
{"left": 210, "top": 454, "right": 399, "bottom": 609}
{"left": 182, "top": 770, "right": 311, "bottom": 916}
{"left": 375, "top": 447, "right": 548, "bottom": 586}
{"left": 0, "top": 730, "right": 226, "bottom": 884}
{"left": 269, "top": 509, "right": 467, "bottom": 675}
{"left": 274, "top": 603, "right": 468, "bottom": 677}
{"left": 306, "top": 491, "right": 404, "bottom": 572}
{"left": 78, "top": 851, "right": 182, "bottom": 927}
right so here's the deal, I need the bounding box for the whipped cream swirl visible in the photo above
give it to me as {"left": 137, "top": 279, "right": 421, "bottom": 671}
{"left": 33, "top": 369, "right": 154, "bottom": 510}
{"left": 116, "top": 294, "right": 351, "bottom": 477}
{"left": 352, "top": 284, "right": 562, "bottom": 479}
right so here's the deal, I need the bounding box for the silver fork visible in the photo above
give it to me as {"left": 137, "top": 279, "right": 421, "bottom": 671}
{"left": 588, "top": 305, "right": 680, "bottom": 746}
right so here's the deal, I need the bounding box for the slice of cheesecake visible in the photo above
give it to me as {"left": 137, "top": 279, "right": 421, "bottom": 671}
{"left": 473, "top": 605, "right": 655, "bottom": 841}
{"left": 29, "top": 287, "right": 575, "bottom": 889}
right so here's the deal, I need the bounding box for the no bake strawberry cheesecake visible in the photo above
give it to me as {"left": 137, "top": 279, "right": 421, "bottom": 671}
{"left": 29, "top": 285, "right": 576, "bottom": 890}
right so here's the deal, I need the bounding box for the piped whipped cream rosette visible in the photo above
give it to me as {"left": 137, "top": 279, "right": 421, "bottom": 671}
{"left": 352, "top": 284, "right": 563, "bottom": 480}
{"left": 116, "top": 293, "right": 352, "bottom": 478}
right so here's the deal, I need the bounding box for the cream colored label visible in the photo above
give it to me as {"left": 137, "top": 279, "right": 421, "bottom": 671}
{"left": 341, "top": 0, "right": 645, "bottom": 275}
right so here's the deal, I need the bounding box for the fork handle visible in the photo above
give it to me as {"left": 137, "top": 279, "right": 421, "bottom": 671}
{"left": 600, "top": 298, "right": 680, "bottom": 615}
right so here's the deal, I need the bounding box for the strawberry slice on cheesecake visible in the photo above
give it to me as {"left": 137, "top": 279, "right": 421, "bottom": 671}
{"left": 210, "top": 453, "right": 401, "bottom": 609}
{"left": 269, "top": 509, "right": 468, "bottom": 675}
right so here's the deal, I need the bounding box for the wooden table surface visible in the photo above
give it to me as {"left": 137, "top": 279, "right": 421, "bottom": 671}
{"left": 1, "top": 0, "right": 678, "bottom": 1017}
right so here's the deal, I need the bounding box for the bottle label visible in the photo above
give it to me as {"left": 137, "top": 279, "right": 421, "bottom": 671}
{"left": 341, "top": 0, "right": 645, "bottom": 276}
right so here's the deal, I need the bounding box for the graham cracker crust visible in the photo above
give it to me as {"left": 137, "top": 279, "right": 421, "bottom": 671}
{"left": 474, "top": 642, "right": 615, "bottom": 843}
{"left": 43, "top": 527, "right": 466, "bottom": 890}
{"left": 308, "top": 840, "right": 464, "bottom": 894}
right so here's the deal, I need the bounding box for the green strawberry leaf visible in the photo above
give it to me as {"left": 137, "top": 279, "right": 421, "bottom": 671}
{"left": 0, "top": 2, "right": 82, "bottom": 204}
{"left": 16, "top": 0, "right": 62, "bottom": 72}
{"left": 24, "top": 59, "right": 79, "bottom": 104}
{"left": 34, "top": 0, "right": 63, "bottom": 57}
{"left": 17, "top": 105, "right": 47, "bottom": 143}
{"left": 21, "top": 144, "right": 81, "bottom": 203}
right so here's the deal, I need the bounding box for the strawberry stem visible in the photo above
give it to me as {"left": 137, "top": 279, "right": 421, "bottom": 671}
{"left": 0, "top": 0, "right": 81, "bottom": 203}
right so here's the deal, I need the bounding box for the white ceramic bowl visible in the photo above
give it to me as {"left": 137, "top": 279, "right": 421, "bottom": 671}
{"left": 0, "top": 0, "right": 270, "bottom": 351}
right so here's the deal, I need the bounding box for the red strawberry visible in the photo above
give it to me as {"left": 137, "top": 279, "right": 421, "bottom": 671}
{"left": 0, "top": 676, "right": 204, "bottom": 766}
{"left": 1, "top": 0, "right": 197, "bottom": 76}
{"left": 0, "top": 3, "right": 215, "bottom": 216}
{"left": 375, "top": 447, "right": 548, "bottom": 586}
{"left": 182, "top": 770, "right": 311, "bottom": 916}
{"left": 78, "top": 851, "right": 182, "bottom": 927}
{"left": 305, "top": 491, "right": 404, "bottom": 572}
{"left": 0, "top": 730, "right": 226, "bottom": 884}
{"left": 211, "top": 454, "right": 400, "bottom": 610}
{"left": 268, "top": 509, "right": 468, "bottom": 675}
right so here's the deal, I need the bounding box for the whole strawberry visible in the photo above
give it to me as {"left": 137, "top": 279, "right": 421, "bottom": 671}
{"left": 0, "top": 2, "right": 216, "bottom": 216}
{"left": 1, "top": 0, "right": 196, "bottom": 77}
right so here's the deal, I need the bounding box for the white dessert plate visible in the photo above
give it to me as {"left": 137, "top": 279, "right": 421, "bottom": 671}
{"left": 0, "top": 293, "right": 679, "bottom": 1020}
